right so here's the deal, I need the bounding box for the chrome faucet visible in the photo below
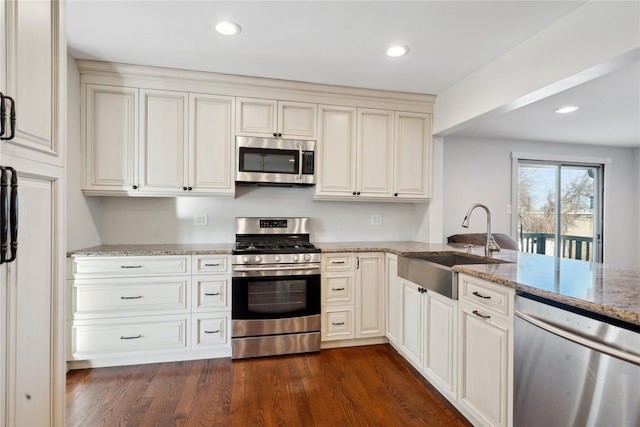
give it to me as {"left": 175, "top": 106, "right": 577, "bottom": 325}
{"left": 461, "top": 203, "right": 501, "bottom": 254}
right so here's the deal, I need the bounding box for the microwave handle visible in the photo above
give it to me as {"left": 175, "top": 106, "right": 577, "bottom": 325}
{"left": 297, "top": 143, "right": 303, "bottom": 182}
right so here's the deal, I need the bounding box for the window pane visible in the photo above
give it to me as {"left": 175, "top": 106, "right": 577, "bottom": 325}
{"left": 518, "top": 164, "right": 557, "bottom": 256}
{"left": 560, "top": 166, "right": 597, "bottom": 261}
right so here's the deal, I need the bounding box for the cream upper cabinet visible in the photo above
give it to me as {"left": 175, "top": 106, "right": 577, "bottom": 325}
{"left": 394, "top": 112, "right": 431, "bottom": 199}
{"left": 83, "top": 84, "right": 139, "bottom": 193}
{"left": 0, "top": 0, "right": 65, "bottom": 167}
{"left": 316, "top": 105, "right": 357, "bottom": 197}
{"left": 357, "top": 109, "right": 394, "bottom": 197}
{"left": 236, "top": 97, "right": 317, "bottom": 140}
{"left": 188, "top": 93, "right": 235, "bottom": 195}
{"left": 316, "top": 107, "right": 430, "bottom": 201}
{"left": 139, "top": 89, "right": 189, "bottom": 193}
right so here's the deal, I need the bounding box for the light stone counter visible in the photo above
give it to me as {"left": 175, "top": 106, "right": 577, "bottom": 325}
{"left": 68, "top": 243, "right": 234, "bottom": 257}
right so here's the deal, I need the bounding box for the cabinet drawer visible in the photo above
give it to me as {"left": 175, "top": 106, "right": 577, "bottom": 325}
{"left": 322, "top": 307, "right": 355, "bottom": 341}
{"left": 322, "top": 253, "right": 355, "bottom": 271}
{"left": 322, "top": 271, "right": 355, "bottom": 305}
{"left": 192, "top": 314, "right": 230, "bottom": 348}
{"left": 460, "top": 275, "right": 513, "bottom": 317}
{"left": 72, "top": 277, "right": 190, "bottom": 318}
{"left": 70, "top": 316, "right": 188, "bottom": 357}
{"left": 193, "top": 255, "right": 230, "bottom": 274}
{"left": 71, "top": 256, "right": 190, "bottom": 278}
{"left": 193, "top": 277, "right": 230, "bottom": 311}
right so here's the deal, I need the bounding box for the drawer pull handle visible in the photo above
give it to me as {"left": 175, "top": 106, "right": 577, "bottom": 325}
{"left": 472, "top": 291, "right": 491, "bottom": 299}
{"left": 205, "top": 292, "right": 220, "bottom": 296}
{"left": 204, "top": 330, "right": 220, "bottom": 334}
{"left": 472, "top": 310, "right": 491, "bottom": 320}
{"left": 120, "top": 296, "right": 143, "bottom": 300}
{"left": 120, "top": 335, "right": 142, "bottom": 340}
{"left": 121, "top": 265, "right": 142, "bottom": 269}
{"left": 331, "top": 261, "right": 346, "bottom": 264}
{"left": 331, "top": 322, "right": 345, "bottom": 326}
{"left": 204, "top": 263, "right": 220, "bottom": 267}
{"left": 332, "top": 287, "right": 345, "bottom": 291}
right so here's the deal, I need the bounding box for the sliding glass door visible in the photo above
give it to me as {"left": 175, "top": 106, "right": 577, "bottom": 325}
{"left": 517, "top": 160, "right": 603, "bottom": 262}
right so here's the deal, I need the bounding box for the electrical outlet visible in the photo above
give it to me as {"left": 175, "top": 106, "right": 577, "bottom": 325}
{"left": 194, "top": 213, "right": 208, "bottom": 226}
{"left": 371, "top": 214, "right": 382, "bottom": 226}
{"left": 506, "top": 204, "right": 512, "bottom": 215}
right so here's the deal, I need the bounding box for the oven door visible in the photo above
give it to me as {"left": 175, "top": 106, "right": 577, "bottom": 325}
{"left": 231, "top": 265, "right": 320, "bottom": 320}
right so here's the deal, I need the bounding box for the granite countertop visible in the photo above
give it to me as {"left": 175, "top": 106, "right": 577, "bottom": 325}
{"left": 453, "top": 252, "right": 640, "bottom": 328}
{"left": 68, "top": 241, "right": 639, "bottom": 328}
{"left": 68, "top": 243, "right": 234, "bottom": 256}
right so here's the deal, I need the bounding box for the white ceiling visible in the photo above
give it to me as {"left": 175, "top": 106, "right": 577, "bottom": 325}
{"left": 67, "top": 1, "right": 639, "bottom": 147}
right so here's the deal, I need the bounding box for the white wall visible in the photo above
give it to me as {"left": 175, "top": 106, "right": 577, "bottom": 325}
{"left": 442, "top": 135, "right": 639, "bottom": 268}
{"left": 66, "top": 55, "right": 102, "bottom": 251}
{"left": 93, "top": 189, "right": 421, "bottom": 244}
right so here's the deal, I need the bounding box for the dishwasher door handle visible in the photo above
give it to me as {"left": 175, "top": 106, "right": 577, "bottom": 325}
{"left": 516, "top": 310, "right": 640, "bottom": 366}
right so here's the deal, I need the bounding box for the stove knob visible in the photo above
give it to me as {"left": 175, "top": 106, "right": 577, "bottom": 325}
{"left": 274, "top": 255, "right": 281, "bottom": 262}
{"left": 293, "top": 254, "right": 299, "bottom": 262}
{"left": 254, "top": 256, "right": 262, "bottom": 263}
{"left": 304, "top": 254, "right": 312, "bottom": 262}
{"left": 242, "top": 256, "right": 249, "bottom": 263}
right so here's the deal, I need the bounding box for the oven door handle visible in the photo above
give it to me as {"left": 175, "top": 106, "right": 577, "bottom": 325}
{"left": 297, "top": 142, "right": 303, "bottom": 182}
{"left": 233, "top": 264, "right": 320, "bottom": 276}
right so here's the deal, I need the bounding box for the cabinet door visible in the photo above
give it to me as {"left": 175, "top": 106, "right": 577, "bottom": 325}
{"left": 399, "top": 278, "right": 423, "bottom": 366}
{"left": 3, "top": 158, "right": 64, "bottom": 427}
{"left": 316, "top": 105, "right": 357, "bottom": 197}
{"left": 189, "top": 93, "right": 234, "bottom": 194}
{"left": 459, "top": 302, "right": 511, "bottom": 427}
{"left": 323, "top": 270, "right": 355, "bottom": 305}
{"left": 1, "top": 1, "right": 64, "bottom": 167}
{"left": 424, "top": 291, "right": 457, "bottom": 397}
{"left": 385, "top": 254, "right": 399, "bottom": 345}
{"left": 235, "top": 97, "right": 277, "bottom": 137}
{"left": 278, "top": 101, "right": 317, "bottom": 140}
{"left": 394, "top": 112, "right": 431, "bottom": 199}
{"left": 357, "top": 109, "right": 394, "bottom": 197}
{"left": 355, "top": 253, "right": 385, "bottom": 338}
{"left": 83, "top": 84, "right": 138, "bottom": 193}
{"left": 322, "top": 307, "right": 355, "bottom": 341}
{"left": 139, "top": 89, "right": 189, "bottom": 193}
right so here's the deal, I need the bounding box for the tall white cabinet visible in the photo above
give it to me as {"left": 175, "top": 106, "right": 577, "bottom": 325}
{"left": 0, "top": 1, "right": 66, "bottom": 425}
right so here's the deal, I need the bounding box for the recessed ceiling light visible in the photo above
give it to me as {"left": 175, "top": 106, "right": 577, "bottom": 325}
{"left": 555, "top": 106, "right": 579, "bottom": 114}
{"left": 215, "top": 20, "right": 241, "bottom": 36}
{"left": 386, "top": 45, "right": 408, "bottom": 58}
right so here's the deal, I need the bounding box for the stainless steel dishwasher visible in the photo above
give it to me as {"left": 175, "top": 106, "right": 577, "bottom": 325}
{"left": 514, "top": 295, "right": 640, "bottom": 427}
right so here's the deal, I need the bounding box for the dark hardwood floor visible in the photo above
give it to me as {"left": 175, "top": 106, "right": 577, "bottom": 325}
{"left": 66, "top": 344, "right": 471, "bottom": 426}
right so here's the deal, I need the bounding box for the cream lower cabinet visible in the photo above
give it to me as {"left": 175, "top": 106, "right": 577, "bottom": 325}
{"left": 68, "top": 254, "right": 232, "bottom": 368}
{"left": 385, "top": 254, "right": 399, "bottom": 345}
{"left": 458, "top": 274, "right": 514, "bottom": 427}
{"left": 396, "top": 277, "right": 457, "bottom": 400}
{"left": 321, "top": 252, "right": 385, "bottom": 343}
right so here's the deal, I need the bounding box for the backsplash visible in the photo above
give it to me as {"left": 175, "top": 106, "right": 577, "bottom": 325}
{"left": 92, "top": 186, "right": 424, "bottom": 245}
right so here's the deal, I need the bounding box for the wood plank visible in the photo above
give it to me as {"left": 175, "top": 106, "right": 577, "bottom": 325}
{"left": 67, "top": 345, "right": 471, "bottom": 426}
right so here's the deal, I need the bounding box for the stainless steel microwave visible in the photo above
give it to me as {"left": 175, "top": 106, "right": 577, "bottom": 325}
{"left": 235, "top": 136, "right": 316, "bottom": 186}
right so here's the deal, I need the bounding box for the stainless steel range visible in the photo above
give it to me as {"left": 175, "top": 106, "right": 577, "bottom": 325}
{"left": 231, "top": 217, "right": 321, "bottom": 359}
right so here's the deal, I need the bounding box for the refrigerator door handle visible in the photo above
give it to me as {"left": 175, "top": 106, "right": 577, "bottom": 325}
{"left": 6, "top": 167, "right": 17, "bottom": 263}
{"left": 0, "top": 96, "right": 16, "bottom": 141}
{"left": 0, "top": 92, "right": 5, "bottom": 137}
{"left": 0, "top": 167, "right": 7, "bottom": 264}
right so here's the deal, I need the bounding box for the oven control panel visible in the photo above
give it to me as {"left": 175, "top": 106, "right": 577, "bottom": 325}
{"left": 260, "top": 219, "right": 287, "bottom": 228}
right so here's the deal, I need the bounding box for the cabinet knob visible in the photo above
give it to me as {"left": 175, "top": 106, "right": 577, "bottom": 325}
{"left": 188, "top": 187, "right": 193, "bottom": 191}
{"left": 183, "top": 187, "right": 188, "bottom": 191}
{"left": 273, "top": 132, "right": 277, "bottom": 137}
{"left": 356, "top": 192, "right": 361, "bottom": 196}
{"left": 277, "top": 133, "right": 282, "bottom": 137}
{"left": 132, "top": 185, "right": 138, "bottom": 190}
{"left": 394, "top": 193, "right": 398, "bottom": 197}
{"left": 352, "top": 191, "right": 357, "bottom": 195}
